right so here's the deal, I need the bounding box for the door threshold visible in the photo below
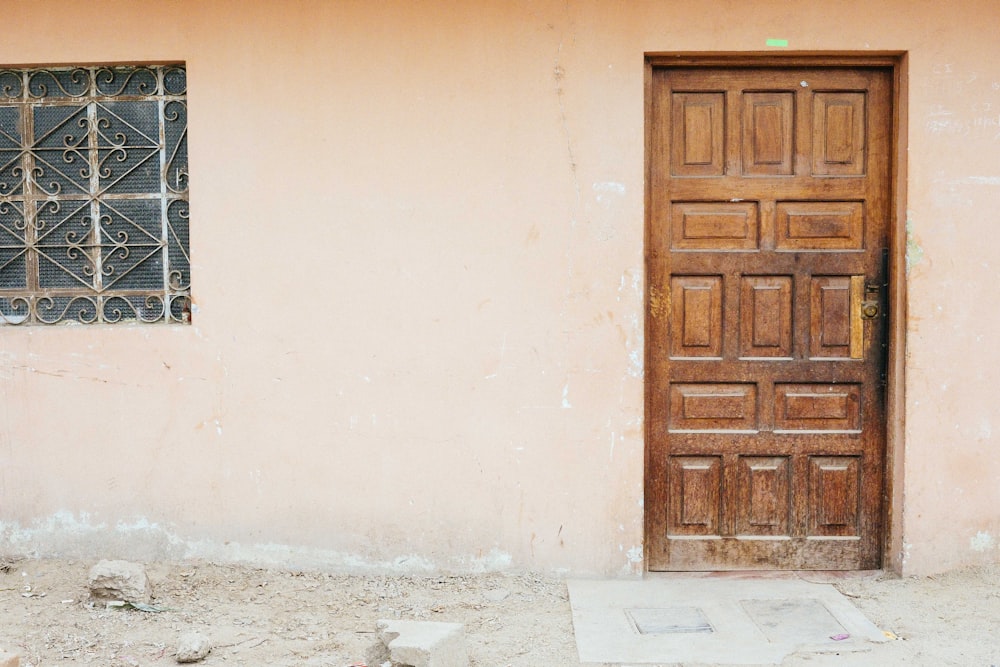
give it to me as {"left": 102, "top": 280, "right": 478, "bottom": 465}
{"left": 643, "top": 569, "right": 886, "bottom": 582}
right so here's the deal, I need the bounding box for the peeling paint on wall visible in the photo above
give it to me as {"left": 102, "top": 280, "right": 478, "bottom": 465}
{"left": 617, "top": 544, "right": 643, "bottom": 575}
{"left": 0, "top": 512, "right": 516, "bottom": 575}
{"left": 970, "top": 531, "right": 995, "bottom": 552}
{"left": 592, "top": 181, "right": 626, "bottom": 207}
{"left": 618, "top": 269, "right": 644, "bottom": 379}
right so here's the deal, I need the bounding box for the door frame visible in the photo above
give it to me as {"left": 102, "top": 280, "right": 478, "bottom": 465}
{"left": 643, "top": 52, "right": 908, "bottom": 572}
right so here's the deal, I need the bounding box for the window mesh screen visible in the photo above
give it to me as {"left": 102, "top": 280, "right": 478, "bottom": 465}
{"left": 0, "top": 65, "right": 189, "bottom": 324}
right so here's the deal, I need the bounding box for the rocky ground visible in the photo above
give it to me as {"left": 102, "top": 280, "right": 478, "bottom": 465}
{"left": 0, "top": 557, "right": 997, "bottom": 666}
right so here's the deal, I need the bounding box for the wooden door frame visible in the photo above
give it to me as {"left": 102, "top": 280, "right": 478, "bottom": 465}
{"left": 643, "top": 52, "right": 908, "bottom": 572}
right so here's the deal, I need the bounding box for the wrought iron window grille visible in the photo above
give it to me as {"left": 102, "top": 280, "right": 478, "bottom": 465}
{"left": 0, "top": 65, "right": 189, "bottom": 325}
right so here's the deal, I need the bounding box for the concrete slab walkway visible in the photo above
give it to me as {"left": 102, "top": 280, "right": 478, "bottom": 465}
{"left": 568, "top": 576, "right": 889, "bottom": 665}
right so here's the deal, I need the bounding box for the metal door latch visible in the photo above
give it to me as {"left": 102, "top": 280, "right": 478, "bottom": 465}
{"left": 861, "top": 280, "right": 881, "bottom": 320}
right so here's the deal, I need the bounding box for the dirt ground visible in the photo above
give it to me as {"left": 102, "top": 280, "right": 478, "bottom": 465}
{"left": 0, "top": 557, "right": 997, "bottom": 666}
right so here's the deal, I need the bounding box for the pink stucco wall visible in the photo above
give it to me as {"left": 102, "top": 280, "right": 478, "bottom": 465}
{"left": 0, "top": 0, "right": 997, "bottom": 575}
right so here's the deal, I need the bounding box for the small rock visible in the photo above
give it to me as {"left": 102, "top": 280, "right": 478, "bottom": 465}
{"left": 483, "top": 588, "right": 510, "bottom": 603}
{"left": 369, "top": 620, "right": 467, "bottom": 667}
{"left": 175, "top": 632, "right": 211, "bottom": 663}
{"left": 0, "top": 648, "right": 21, "bottom": 667}
{"left": 88, "top": 560, "right": 152, "bottom": 603}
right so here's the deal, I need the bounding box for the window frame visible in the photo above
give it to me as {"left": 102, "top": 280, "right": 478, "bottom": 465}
{"left": 0, "top": 64, "right": 189, "bottom": 325}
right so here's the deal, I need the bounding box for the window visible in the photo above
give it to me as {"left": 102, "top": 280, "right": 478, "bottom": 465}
{"left": 0, "top": 65, "right": 189, "bottom": 324}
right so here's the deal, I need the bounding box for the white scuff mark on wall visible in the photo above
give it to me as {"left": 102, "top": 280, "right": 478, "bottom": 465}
{"left": 617, "top": 268, "right": 641, "bottom": 303}
{"left": 592, "top": 181, "right": 626, "bottom": 207}
{"left": 114, "top": 517, "right": 184, "bottom": 546}
{"left": 2, "top": 510, "right": 103, "bottom": 542}
{"left": 970, "top": 531, "right": 995, "bottom": 552}
{"left": 979, "top": 419, "right": 992, "bottom": 439}
{"left": 249, "top": 469, "right": 263, "bottom": 494}
{"left": 966, "top": 176, "right": 1000, "bottom": 185}
{"left": 484, "top": 332, "right": 508, "bottom": 380}
{"left": 619, "top": 545, "right": 643, "bottom": 575}
{"left": 561, "top": 383, "right": 572, "bottom": 408}
{"left": 389, "top": 554, "right": 437, "bottom": 572}
{"left": 628, "top": 348, "right": 643, "bottom": 378}
{"left": 451, "top": 548, "right": 514, "bottom": 573}
{"left": 0, "top": 512, "right": 516, "bottom": 575}
{"left": 616, "top": 269, "right": 645, "bottom": 378}
{"left": 627, "top": 313, "right": 643, "bottom": 378}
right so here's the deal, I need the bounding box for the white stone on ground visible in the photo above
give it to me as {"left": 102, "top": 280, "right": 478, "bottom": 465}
{"left": 88, "top": 560, "right": 152, "bottom": 603}
{"left": 368, "top": 619, "right": 467, "bottom": 667}
{"left": 175, "top": 632, "right": 212, "bottom": 663}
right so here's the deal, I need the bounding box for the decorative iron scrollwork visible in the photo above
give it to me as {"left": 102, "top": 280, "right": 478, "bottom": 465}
{"left": 0, "top": 65, "right": 189, "bottom": 324}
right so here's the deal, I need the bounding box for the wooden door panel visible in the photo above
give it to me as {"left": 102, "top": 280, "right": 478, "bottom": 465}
{"left": 739, "top": 276, "right": 793, "bottom": 358}
{"left": 668, "top": 456, "right": 723, "bottom": 536}
{"left": 671, "top": 92, "right": 726, "bottom": 176}
{"left": 735, "top": 456, "right": 792, "bottom": 536}
{"left": 669, "top": 275, "right": 723, "bottom": 358}
{"left": 668, "top": 383, "right": 758, "bottom": 432}
{"left": 742, "top": 92, "right": 795, "bottom": 175}
{"left": 775, "top": 202, "right": 865, "bottom": 251}
{"left": 671, "top": 202, "right": 760, "bottom": 251}
{"left": 774, "top": 384, "right": 862, "bottom": 432}
{"left": 812, "top": 92, "right": 867, "bottom": 175}
{"left": 808, "top": 456, "right": 862, "bottom": 536}
{"left": 647, "top": 64, "right": 891, "bottom": 570}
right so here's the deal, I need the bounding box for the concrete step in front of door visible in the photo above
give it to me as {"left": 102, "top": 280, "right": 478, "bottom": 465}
{"left": 567, "top": 576, "right": 888, "bottom": 665}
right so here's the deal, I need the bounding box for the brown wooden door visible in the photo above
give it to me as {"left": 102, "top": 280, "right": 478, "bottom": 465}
{"left": 646, "top": 65, "right": 892, "bottom": 570}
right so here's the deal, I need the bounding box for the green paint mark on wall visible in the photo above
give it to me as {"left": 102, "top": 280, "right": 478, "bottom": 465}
{"left": 906, "top": 218, "right": 924, "bottom": 273}
{"left": 766, "top": 38, "right": 789, "bottom": 47}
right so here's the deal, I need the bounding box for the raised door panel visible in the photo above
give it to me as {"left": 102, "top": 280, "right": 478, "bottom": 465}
{"left": 740, "top": 276, "right": 793, "bottom": 358}
{"left": 774, "top": 384, "right": 862, "bottom": 432}
{"left": 808, "top": 456, "right": 861, "bottom": 537}
{"left": 669, "top": 383, "right": 758, "bottom": 432}
{"left": 813, "top": 92, "right": 866, "bottom": 176}
{"left": 670, "top": 275, "right": 723, "bottom": 358}
{"left": 742, "top": 92, "right": 794, "bottom": 176}
{"left": 671, "top": 202, "right": 759, "bottom": 251}
{"left": 668, "top": 456, "right": 722, "bottom": 536}
{"left": 776, "top": 202, "right": 864, "bottom": 251}
{"left": 671, "top": 93, "right": 725, "bottom": 176}
{"left": 735, "top": 456, "right": 791, "bottom": 536}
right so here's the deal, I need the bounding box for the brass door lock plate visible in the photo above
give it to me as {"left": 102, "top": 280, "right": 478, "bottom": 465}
{"left": 861, "top": 301, "right": 880, "bottom": 319}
